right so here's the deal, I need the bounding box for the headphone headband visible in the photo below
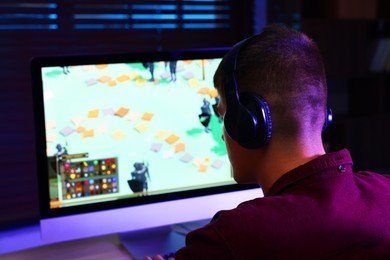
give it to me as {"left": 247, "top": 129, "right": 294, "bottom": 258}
{"left": 223, "top": 37, "right": 254, "bottom": 110}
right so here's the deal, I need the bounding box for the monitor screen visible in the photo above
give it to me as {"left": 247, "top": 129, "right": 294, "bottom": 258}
{"left": 31, "top": 48, "right": 262, "bottom": 254}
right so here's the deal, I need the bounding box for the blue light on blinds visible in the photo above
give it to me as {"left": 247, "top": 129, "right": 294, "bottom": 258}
{"left": 74, "top": 24, "right": 129, "bottom": 29}
{"left": 0, "top": 3, "right": 57, "bottom": 8}
{"left": 0, "top": 24, "right": 58, "bottom": 29}
{"left": 183, "top": 23, "right": 228, "bottom": 28}
{"left": 183, "top": 5, "right": 219, "bottom": 11}
{"left": 131, "top": 14, "right": 178, "bottom": 20}
{"left": 182, "top": 14, "right": 228, "bottom": 19}
{"left": 75, "top": 23, "right": 179, "bottom": 29}
{"left": 132, "top": 23, "right": 178, "bottom": 29}
{"left": 0, "top": 1, "right": 231, "bottom": 30}
{"left": 0, "top": 14, "right": 58, "bottom": 19}
{"left": 131, "top": 4, "right": 177, "bottom": 10}
{"left": 0, "top": 2, "right": 58, "bottom": 30}
{"left": 74, "top": 14, "right": 129, "bottom": 20}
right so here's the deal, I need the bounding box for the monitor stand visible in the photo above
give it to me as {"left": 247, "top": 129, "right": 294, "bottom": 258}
{"left": 119, "top": 219, "right": 210, "bottom": 260}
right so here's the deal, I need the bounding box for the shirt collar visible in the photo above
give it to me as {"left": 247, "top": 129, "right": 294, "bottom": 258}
{"left": 267, "top": 149, "right": 353, "bottom": 196}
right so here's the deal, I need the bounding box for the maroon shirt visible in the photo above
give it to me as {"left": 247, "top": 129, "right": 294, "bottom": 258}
{"left": 175, "top": 149, "right": 390, "bottom": 259}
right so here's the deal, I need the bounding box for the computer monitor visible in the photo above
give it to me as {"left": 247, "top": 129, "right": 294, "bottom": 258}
{"left": 31, "top": 48, "right": 263, "bottom": 258}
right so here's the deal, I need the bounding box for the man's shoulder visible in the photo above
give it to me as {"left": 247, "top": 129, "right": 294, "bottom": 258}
{"left": 211, "top": 196, "right": 287, "bottom": 225}
{"left": 354, "top": 170, "right": 390, "bottom": 189}
{"left": 204, "top": 196, "right": 302, "bottom": 255}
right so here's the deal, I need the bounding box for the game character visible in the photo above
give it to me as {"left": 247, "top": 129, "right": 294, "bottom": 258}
{"left": 163, "top": 61, "right": 178, "bottom": 82}
{"left": 55, "top": 143, "right": 68, "bottom": 157}
{"left": 169, "top": 60, "right": 177, "bottom": 82}
{"left": 198, "top": 98, "right": 212, "bottom": 133}
{"left": 55, "top": 143, "right": 68, "bottom": 175}
{"left": 128, "top": 162, "right": 150, "bottom": 193}
{"left": 142, "top": 62, "right": 155, "bottom": 81}
{"left": 212, "top": 96, "right": 223, "bottom": 123}
{"left": 62, "top": 66, "right": 70, "bottom": 75}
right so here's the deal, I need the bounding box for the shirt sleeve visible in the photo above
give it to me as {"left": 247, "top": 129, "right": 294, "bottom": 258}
{"left": 174, "top": 223, "right": 232, "bottom": 260}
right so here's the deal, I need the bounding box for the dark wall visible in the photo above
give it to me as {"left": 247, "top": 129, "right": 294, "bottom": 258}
{"left": 267, "top": 0, "right": 390, "bottom": 171}
{"left": 299, "top": 0, "right": 390, "bottom": 171}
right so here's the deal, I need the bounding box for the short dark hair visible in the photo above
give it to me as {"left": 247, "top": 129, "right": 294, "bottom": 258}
{"left": 214, "top": 25, "right": 327, "bottom": 139}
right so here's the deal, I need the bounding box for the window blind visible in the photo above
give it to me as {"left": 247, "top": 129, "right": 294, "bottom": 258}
{"left": 0, "top": 1, "right": 231, "bottom": 31}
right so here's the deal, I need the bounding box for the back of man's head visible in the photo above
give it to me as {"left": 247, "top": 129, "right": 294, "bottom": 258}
{"left": 214, "top": 25, "right": 327, "bottom": 142}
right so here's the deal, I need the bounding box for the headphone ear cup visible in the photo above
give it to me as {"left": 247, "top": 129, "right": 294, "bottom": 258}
{"left": 224, "top": 92, "right": 272, "bottom": 149}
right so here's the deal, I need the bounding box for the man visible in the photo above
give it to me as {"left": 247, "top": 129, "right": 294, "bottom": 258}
{"left": 145, "top": 25, "right": 390, "bottom": 259}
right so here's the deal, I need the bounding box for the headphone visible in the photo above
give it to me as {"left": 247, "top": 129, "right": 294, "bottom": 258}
{"left": 223, "top": 36, "right": 332, "bottom": 149}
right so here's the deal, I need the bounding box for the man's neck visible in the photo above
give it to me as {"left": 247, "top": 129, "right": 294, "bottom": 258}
{"left": 257, "top": 139, "right": 326, "bottom": 195}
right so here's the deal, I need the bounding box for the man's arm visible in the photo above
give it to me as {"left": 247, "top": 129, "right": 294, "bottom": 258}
{"left": 174, "top": 223, "right": 232, "bottom": 259}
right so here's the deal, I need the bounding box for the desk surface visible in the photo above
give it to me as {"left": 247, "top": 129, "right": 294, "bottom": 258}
{"left": 0, "top": 220, "right": 200, "bottom": 259}
{"left": 0, "top": 225, "right": 133, "bottom": 260}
